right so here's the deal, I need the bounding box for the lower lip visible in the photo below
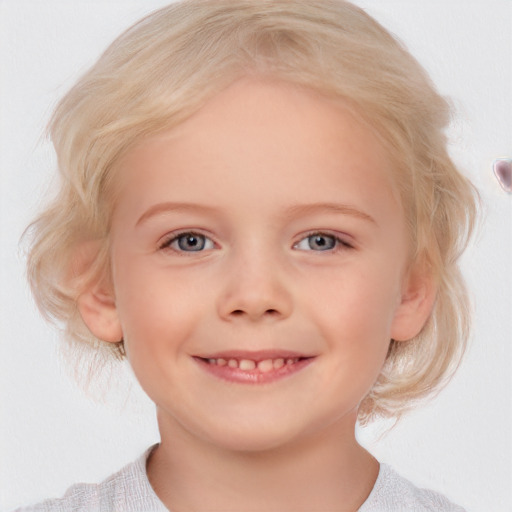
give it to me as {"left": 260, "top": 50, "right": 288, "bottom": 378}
{"left": 194, "top": 357, "right": 315, "bottom": 384}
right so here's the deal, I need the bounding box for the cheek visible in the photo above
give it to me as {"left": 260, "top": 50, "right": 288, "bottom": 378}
{"left": 310, "top": 267, "right": 400, "bottom": 329}
{"left": 112, "top": 255, "right": 209, "bottom": 354}
{"left": 304, "top": 264, "right": 400, "bottom": 372}
{"left": 315, "top": 282, "right": 396, "bottom": 397}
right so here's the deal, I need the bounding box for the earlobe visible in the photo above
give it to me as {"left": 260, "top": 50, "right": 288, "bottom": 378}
{"left": 390, "top": 264, "right": 437, "bottom": 342}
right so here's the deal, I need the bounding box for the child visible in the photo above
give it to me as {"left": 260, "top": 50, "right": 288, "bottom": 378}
{"left": 16, "top": 0, "right": 478, "bottom": 510}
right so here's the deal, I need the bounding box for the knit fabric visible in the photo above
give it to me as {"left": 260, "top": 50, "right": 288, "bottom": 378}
{"left": 15, "top": 445, "right": 465, "bottom": 512}
{"left": 359, "top": 463, "right": 465, "bottom": 511}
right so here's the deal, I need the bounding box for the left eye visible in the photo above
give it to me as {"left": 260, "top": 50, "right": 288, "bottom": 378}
{"left": 294, "top": 233, "right": 346, "bottom": 251}
{"left": 162, "top": 232, "right": 215, "bottom": 252}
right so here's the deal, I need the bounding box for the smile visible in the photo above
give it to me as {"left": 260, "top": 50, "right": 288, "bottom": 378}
{"left": 193, "top": 351, "right": 315, "bottom": 384}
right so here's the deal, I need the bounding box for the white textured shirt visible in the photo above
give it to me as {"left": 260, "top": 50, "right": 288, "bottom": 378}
{"left": 16, "top": 445, "right": 465, "bottom": 511}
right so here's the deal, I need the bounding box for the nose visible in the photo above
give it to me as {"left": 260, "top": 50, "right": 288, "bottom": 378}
{"left": 216, "top": 249, "right": 293, "bottom": 322}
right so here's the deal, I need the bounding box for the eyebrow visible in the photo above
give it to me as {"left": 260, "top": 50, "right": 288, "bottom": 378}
{"left": 136, "top": 201, "right": 376, "bottom": 226}
{"left": 283, "top": 203, "right": 376, "bottom": 224}
{"left": 136, "top": 202, "right": 220, "bottom": 227}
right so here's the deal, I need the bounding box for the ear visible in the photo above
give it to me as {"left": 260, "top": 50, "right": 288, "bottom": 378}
{"left": 71, "top": 241, "right": 123, "bottom": 343}
{"left": 390, "top": 261, "right": 437, "bottom": 342}
{"left": 77, "top": 284, "right": 123, "bottom": 343}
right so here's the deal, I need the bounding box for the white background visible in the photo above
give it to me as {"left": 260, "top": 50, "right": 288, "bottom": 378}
{"left": 1, "top": 1, "right": 511, "bottom": 510}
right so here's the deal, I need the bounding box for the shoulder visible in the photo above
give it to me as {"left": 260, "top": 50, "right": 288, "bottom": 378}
{"left": 12, "top": 445, "right": 167, "bottom": 512}
{"left": 359, "top": 463, "right": 465, "bottom": 512}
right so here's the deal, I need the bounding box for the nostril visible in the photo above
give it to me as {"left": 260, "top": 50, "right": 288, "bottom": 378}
{"left": 229, "top": 308, "right": 279, "bottom": 317}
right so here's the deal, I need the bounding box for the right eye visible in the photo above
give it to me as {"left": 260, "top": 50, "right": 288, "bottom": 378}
{"left": 160, "top": 232, "right": 215, "bottom": 252}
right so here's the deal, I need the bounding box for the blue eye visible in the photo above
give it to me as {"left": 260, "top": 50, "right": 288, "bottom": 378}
{"left": 294, "top": 233, "right": 348, "bottom": 251}
{"left": 162, "top": 232, "right": 214, "bottom": 252}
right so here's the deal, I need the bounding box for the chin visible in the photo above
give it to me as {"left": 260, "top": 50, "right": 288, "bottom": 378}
{"left": 197, "top": 418, "right": 308, "bottom": 454}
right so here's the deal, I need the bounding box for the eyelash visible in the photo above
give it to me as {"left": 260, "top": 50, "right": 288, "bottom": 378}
{"left": 293, "top": 231, "right": 354, "bottom": 253}
{"left": 159, "top": 230, "right": 353, "bottom": 254}
{"left": 159, "top": 231, "right": 215, "bottom": 253}
{"left": 294, "top": 231, "right": 354, "bottom": 253}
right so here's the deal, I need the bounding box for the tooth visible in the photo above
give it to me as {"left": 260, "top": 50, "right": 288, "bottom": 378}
{"left": 208, "top": 359, "right": 216, "bottom": 364}
{"left": 217, "top": 358, "right": 227, "bottom": 366}
{"left": 239, "top": 359, "right": 256, "bottom": 371}
{"left": 273, "top": 358, "right": 285, "bottom": 369}
{"left": 228, "top": 359, "right": 239, "bottom": 368}
{"left": 258, "top": 359, "right": 274, "bottom": 373}
{"left": 286, "top": 359, "right": 295, "bottom": 365}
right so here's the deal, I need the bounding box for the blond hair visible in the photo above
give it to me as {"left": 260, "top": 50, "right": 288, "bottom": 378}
{"left": 25, "top": 0, "right": 478, "bottom": 423}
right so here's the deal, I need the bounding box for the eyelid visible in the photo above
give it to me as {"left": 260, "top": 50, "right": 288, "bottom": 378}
{"left": 157, "top": 229, "right": 354, "bottom": 253}
{"left": 158, "top": 229, "right": 217, "bottom": 252}
{"left": 293, "top": 231, "right": 354, "bottom": 251}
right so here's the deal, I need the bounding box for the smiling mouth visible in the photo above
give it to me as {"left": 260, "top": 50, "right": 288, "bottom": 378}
{"left": 193, "top": 352, "right": 315, "bottom": 384}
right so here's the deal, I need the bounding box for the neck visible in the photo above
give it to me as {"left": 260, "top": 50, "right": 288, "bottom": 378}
{"left": 147, "top": 410, "right": 379, "bottom": 512}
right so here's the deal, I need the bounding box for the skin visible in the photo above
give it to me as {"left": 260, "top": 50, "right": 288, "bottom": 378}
{"left": 79, "top": 78, "right": 435, "bottom": 511}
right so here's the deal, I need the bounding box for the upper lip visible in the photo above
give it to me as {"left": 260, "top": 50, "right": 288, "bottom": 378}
{"left": 194, "top": 350, "right": 315, "bottom": 362}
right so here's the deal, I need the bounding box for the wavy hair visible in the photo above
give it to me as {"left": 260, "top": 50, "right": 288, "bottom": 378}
{"left": 25, "top": 0, "right": 478, "bottom": 422}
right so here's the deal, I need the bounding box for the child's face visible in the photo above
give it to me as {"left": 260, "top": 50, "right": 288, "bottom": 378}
{"left": 90, "top": 79, "right": 428, "bottom": 451}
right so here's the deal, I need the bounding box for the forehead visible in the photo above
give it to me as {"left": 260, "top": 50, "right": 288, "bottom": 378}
{"left": 112, "top": 78, "right": 403, "bottom": 227}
